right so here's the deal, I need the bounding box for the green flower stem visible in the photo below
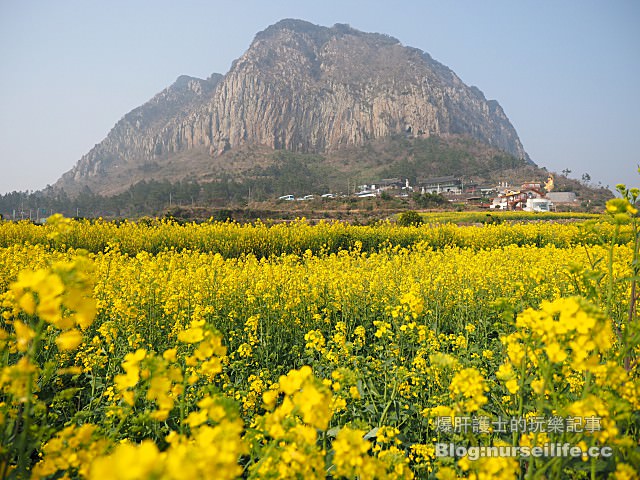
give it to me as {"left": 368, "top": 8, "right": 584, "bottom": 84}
{"left": 16, "top": 317, "right": 44, "bottom": 478}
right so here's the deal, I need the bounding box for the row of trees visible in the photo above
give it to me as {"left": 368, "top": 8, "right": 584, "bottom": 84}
{"left": 0, "top": 180, "right": 253, "bottom": 220}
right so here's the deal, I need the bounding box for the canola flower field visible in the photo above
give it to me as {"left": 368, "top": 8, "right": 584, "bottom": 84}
{"left": 0, "top": 191, "right": 639, "bottom": 479}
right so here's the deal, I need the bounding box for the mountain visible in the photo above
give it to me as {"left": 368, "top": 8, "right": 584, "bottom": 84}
{"left": 56, "top": 19, "right": 532, "bottom": 195}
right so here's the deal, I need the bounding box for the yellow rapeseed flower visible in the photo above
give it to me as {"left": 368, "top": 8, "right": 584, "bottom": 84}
{"left": 55, "top": 329, "right": 83, "bottom": 351}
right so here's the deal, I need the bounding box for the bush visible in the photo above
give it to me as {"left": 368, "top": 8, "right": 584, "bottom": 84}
{"left": 397, "top": 210, "right": 424, "bottom": 226}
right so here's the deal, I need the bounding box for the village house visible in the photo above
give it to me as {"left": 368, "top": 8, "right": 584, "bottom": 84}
{"left": 417, "top": 176, "right": 463, "bottom": 194}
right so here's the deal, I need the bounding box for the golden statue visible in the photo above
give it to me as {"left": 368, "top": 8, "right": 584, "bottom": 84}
{"left": 544, "top": 174, "right": 554, "bottom": 192}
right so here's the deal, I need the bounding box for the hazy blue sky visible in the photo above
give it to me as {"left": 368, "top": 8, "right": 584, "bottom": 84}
{"left": 1, "top": 0, "right": 638, "bottom": 194}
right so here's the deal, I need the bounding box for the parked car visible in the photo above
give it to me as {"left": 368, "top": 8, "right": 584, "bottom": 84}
{"left": 278, "top": 195, "right": 295, "bottom": 201}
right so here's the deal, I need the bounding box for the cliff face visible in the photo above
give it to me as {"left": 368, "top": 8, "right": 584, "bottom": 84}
{"left": 58, "top": 74, "right": 222, "bottom": 188}
{"left": 57, "top": 19, "right": 531, "bottom": 194}
{"left": 208, "top": 20, "right": 528, "bottom": 159}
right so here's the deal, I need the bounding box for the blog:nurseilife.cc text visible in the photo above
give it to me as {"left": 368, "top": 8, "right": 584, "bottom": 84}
{"left": 435, "top": 443, "right": 613, "bottom": 461}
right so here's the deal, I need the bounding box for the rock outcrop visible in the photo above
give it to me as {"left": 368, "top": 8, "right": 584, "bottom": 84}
{"left": 56, "top": 19, "right": 531, "bottom": 194}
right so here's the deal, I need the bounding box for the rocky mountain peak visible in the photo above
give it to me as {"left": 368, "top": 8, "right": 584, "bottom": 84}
{"left": 56, "top": 19, "right": 532, "bottom": 195}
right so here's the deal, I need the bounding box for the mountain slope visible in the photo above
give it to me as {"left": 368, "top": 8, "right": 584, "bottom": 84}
{"left": 57, "top": 74, "right": 222, "bottom": 192}
{"left": 56, "top": 19, "right": 531, "bottom": 195}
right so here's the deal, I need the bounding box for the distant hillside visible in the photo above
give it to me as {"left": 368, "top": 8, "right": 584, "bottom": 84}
{"left": 55, "top": 19, "right": 533, "bottom": 196}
